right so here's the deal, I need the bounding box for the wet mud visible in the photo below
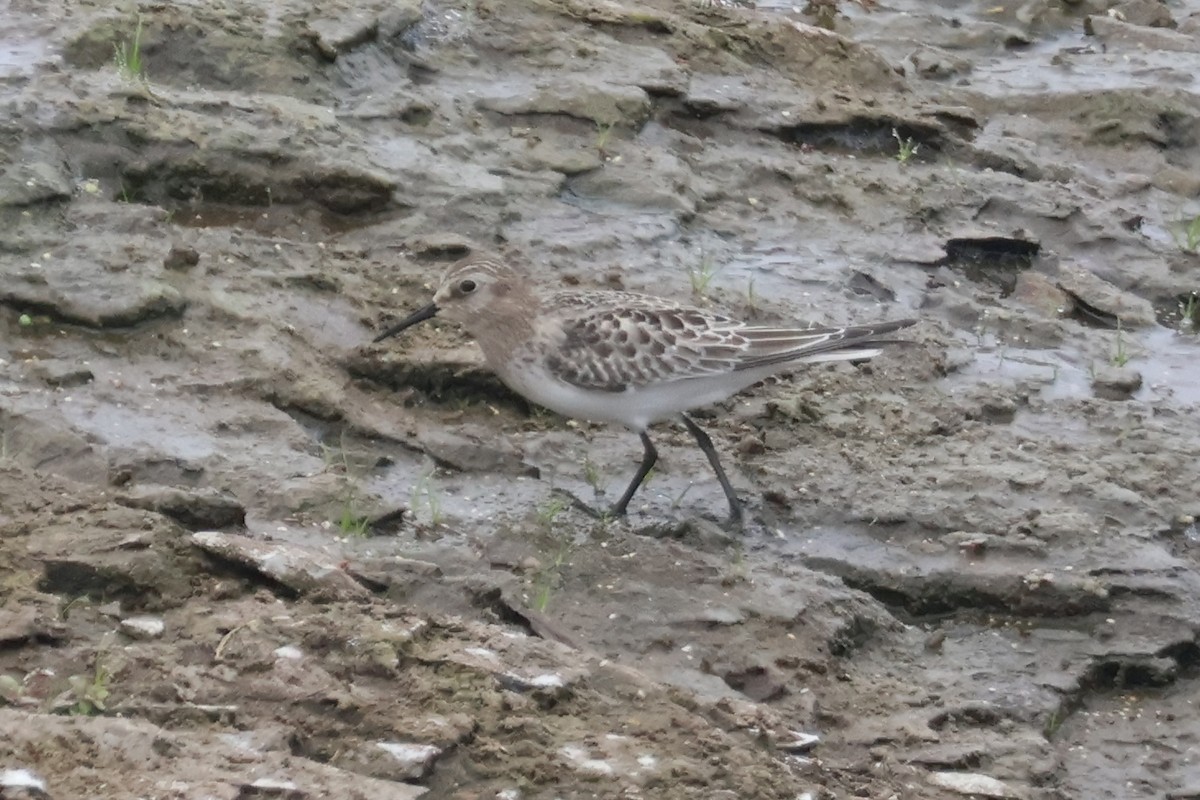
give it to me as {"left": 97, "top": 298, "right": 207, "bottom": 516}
{"left": 2, "top": 0, "right": 1200, "bottom": 798}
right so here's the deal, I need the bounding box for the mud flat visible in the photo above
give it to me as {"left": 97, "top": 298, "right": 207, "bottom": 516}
{"left": 2, "top": 0, "right": 1199, "bottom": 797}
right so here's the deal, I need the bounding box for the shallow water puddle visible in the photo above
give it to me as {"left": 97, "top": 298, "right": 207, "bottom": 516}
{"left": 945, "top": 325, "right": 1200, "bottom": 406}
{"left": 1133, "top": 327, "right": 1200, "bottom": 407}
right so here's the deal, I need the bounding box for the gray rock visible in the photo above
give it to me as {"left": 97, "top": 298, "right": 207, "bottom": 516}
{"left": 1055, "top": 264, "right": 1157, "bottom": 328}
{"left": 1113, "top": 0, "right": 1176, "bottom": 27}
{"left": 26, "top": 359, "right": 94, "bottom": 388}
{"left": 905, "top": 743, "right": 988, "bottom": 769}
{"left": 739, "top": 18, "right": 903, "bottom": 90}
{"left": 241, "top": 777, "right": 300, "bottom": 796}
{"left": 683, "top": 74, "right": 749, "bottom": 116}
{"left": 191, "top": 531, "right": 370, "bottom": 600}
{"left": 118, "top": 485, "right": 246, "bottom": 529}
{"left": 163, "top": 245, "right": 200, "bottom": 271}
{"left": 1011, "top": 272, "right": 1071, "bottom": 318}
{"left": 0, "top": 767, "right": 48, "bottom": 799}
{"left": 1086, "top": 14, "right": 1195, "bottom": 51}
{"left": 509, "top": 131, "right": 603, "bottom": 176}
{"left": 578, "top": 42, "right": 688, "bottom": 96}
{"left": 930, "top": 771, "right": 1025, "bottom": 798}
{"left": 120, "top": 615, "right": 165, "bottom": 639}
{"left": 774, "top": 730, "right": 820, "bottom": 753}
{"left": 570, "top": 150, "right": 696, "bottom": 215}
{"left": 373, "top": 742, "right": 442, "bottom": 780}
{"left": 417, "top": 428, "right": 537, "bottom": 475}
{"left": 478, "top": 79, "right": 652, "bottom": 127}
{"left": 2, "top": 269, "right": 185, "bottom": 329}
{"left": 0, "top": 154, "right": 73, "bottom": 207}
{"left": 307, "top": 12, "right": 379, "bottom": 60}
{"left": 0, "top": 408, "right": 107, "bottom": 484}
{"left": 1091, "top": 365, "right": 1143, "bottom": 400}
{"left": 378, "top": 2, "right": 424, "bottom": 39}
{"left": 0, "top": 709, "right": 428, "bottom": 797}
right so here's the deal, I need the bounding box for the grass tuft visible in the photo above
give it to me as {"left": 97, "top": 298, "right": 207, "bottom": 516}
{"left": 1171, "top": 213, "right": 1200, "bottom": 254}
{"left": 321, "top": 437, "right": 374, "bottom": 537}
{"left": 66, "top": 661, "right": 111, "bottom": 716}
{"left": 1180, "top": 292, "right": 1198, "bottom": 332}
{"left": 411, "top": 468, "right": 444, "bottom": 526}
{"left": 113, "top": 15, "right": 146, "bottom": 82}
{"left": 892, "top": 127, "right": 920, "bottom": 164}
{"left": 1110, "top": 319, "right": 1131, "bottom": 367}
{"left": 688, "top": 252, "right": 723, "bottom": 299}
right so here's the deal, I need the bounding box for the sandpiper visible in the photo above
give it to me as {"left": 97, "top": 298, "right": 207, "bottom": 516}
{"left": 374, "top": 255, "right": 915, "bottom": 523}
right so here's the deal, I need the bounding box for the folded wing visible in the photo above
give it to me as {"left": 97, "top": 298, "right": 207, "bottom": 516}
{"left": 543, "top": 294, "right": 915, "bottom": 392}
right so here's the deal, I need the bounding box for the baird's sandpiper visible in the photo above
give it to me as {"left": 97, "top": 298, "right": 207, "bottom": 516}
{"left": 374, "top": 255, "right": 915, "bottom": 523}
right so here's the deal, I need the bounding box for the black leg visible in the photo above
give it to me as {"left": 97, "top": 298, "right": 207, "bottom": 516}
{"left": 609, "top": 431, "right": 658, "bottom": 516}
{"left": 680, "top": 414, "right": 743, "bottom": 524}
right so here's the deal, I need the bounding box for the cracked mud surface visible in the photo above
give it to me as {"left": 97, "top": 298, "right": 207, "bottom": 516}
{"left": 2, "top": 0, "right": 1200, "bottom": 798}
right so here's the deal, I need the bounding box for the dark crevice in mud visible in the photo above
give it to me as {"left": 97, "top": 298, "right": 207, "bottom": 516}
{"left": 350, "top": 357, "right": 531, "bottom": 415}
{"left": 928, "top": 703, "right": 1009, "bottom": 730}
{"left": 585, "top": 14, "right": 674, "bottom": 35}
{"left": 719, "top": 665, "right": 786, "bottom": 703}
{"left": 0, "top": 295, "right": 187, "bottom": 331}
{"left": 661, "top": 109, "right": 726, "bottom": 140}
{"left": 0, "top": 627, "right": 67, "bottom": 652}
{"left": 828, "top": 614, "right": 884, "bottom": 658}
{"left": 767, "top": 119, "right": 944, "bottom": 161}
{"left": 938, "top": 237, "right": 1040, "bottom": 297}
{"left": 38, "top": 561, "right": 165, "bottom": 608}
{"left": 848, "top": 271, "right": 897, "bottom": 302}
{"left": 1061, "top": 290, "right": 1122, "bottom": 330}
{"left": 643, "top": 85, "right": 684, "bottom": 101}
{"left": 808, "top": 561, "right": 1110, "bottom": 619}
{"left": 1152, "top": 110, "right": 1200, "bottom": 151}
{"left": 908, "top": 747, "right": 984, "bottom": 771}
{"left": 57, "top": 134, "right": 393, "bottom": 214}
{"left": 113, "top": 492, "right": 246, "bottom": 531}
{"left": 168, "top": 200, "right": 383, "bottom": 237}
{"left": 264, "top": 393, "right": 347, "bottom": 425}
{"left": 1044, "top": 639, "right": 1200, "bottom": 741}
{"left": 1079, "top": 655, "right": 1179, "bottom": 691}
{"left": 1152, "top": 291, "right": 1199, "bottom": 332}
{"left": 406, "top": 239, "right": 474, "bottom": 261}
{"left": 192, "top": 550, "right": 302, "bottom": 600}
{"left": 363, "top": 506, "right": 407, "bottom": 537}
{"left": 1100, "top": 582, "right": 1178, "bottom": 603}
{"left": 470, "top": 586, "right": 542, "bottom": 638}
{"left": 468, "top": 587, "right": 580, "bottom": 648}
{"left": 346, "top": 569, "right": 391, "bottom": 595}
{"left": 967, "top": 147, "right": 1040, "bottom": 180}
{"left": 118, "top": 157, "right": 394, "bottom": 215}
{"left": 1159, "top": 640, "right": 1200, "bottom": 676}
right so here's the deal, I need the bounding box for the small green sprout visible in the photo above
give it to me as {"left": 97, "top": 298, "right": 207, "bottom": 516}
{"left": 67, "top": 662, "right": 111, "bottom": 716}
{"left": 1171, "top": 214, "right": 1200, "bottom": 253}
{"left": 1111, "top": 320, "right": 1130, "bottom": 367}
{"left": 113, "top": 15, "right": 146, "bottom": 82}
{"left": 893, "top": 127, "right": 920, "bottom": 164}
{"left": 688, "top": 252, "right": 723, "bottom": 298}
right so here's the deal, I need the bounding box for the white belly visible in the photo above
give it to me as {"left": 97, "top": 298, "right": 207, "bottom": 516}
{"left": 500, "top": 362, "right": 772, "bottom": 431}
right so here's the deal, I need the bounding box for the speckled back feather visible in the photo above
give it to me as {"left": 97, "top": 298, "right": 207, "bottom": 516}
{"left": 540, "top": 295, "right": 914, "bottom": 392}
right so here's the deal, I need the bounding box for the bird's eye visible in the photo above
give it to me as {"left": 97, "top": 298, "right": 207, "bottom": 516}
{"left": 459, "top": 279, "right": 477, "bottom": 293}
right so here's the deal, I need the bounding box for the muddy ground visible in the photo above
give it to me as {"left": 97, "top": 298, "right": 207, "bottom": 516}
{"left": 2, "top": 0, "right": 1199, "bottom": 797}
